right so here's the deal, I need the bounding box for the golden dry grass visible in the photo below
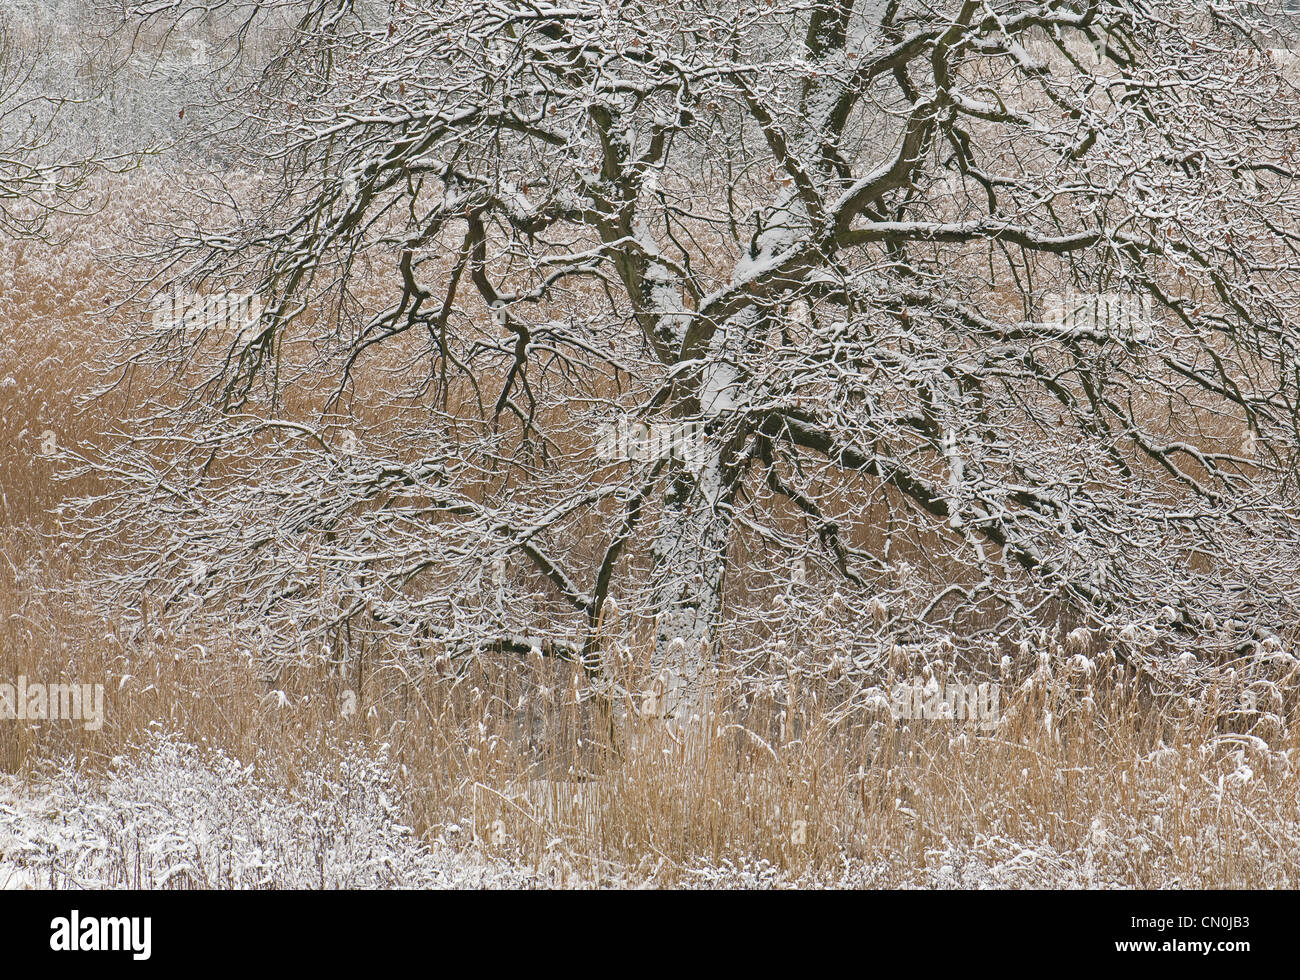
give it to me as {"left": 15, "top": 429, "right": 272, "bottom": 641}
{"left": 4, "top": 540, "right": 1299, "bottom": 887}
{"left": 2, "top": 174, "right": 1299, "bottom": 888}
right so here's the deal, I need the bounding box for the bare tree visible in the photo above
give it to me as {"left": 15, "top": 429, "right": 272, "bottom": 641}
{"left": 76, "top": 1, "right": 1300, "bottom": 717}
{"left": 0, "top": 7, "right": 100, "bottom": 239}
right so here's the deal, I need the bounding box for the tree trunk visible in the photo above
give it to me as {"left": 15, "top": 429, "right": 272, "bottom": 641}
{"left": 647, "top": 448, "right": 731, "bottom": 721}
{"left": 645, "top": 306, "right": 753, "bottom": 721}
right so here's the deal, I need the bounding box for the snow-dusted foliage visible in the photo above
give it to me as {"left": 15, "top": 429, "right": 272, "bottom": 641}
{"left": 0, "top": 732, "right": 539, "bottom": 888}
{"left": 59, "top": 1, "right": 1300, "bottom": 718}
{"left": 7, "top": 717, "right": 1294, "bottom": 889}
{"left": 0, "top": 6, "right": 102, "bottom": 238}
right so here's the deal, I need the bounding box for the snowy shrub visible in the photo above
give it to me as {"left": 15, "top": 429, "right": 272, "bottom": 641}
{"left": 0, "top": 732, "right": 543, "bottom": 888}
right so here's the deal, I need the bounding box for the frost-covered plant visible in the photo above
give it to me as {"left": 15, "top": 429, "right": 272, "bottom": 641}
{"left": 0, "top": 732, "right": 540, "bottom": 888}
{"left": 68, "top": 0, "right": 1300, "bottom": 722}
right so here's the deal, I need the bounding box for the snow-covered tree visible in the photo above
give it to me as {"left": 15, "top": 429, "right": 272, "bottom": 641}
{"left": 0, "top": 5, "right": 101, "bottom": 238}
{"left": 76, "top": 1, "right": 1300, "bottom": 716}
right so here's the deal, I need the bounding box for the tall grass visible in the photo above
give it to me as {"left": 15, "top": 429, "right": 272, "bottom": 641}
{"left": 3, "top": 534, "right": 1298, "bottom": 887}
{"left": 2, "top": 175, "right": 1298, "bottom": 888}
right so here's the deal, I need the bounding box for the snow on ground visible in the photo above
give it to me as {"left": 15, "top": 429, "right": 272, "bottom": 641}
{"left": 0, "top": 734, "right": 552, "bottom": 889}
{"left": 2, "top": 732, "right": 1268, "bottom": 889}
{"left": 0, "top": 742, "right": 1039, "bottom": 890}
{"left": 0, "top": 777, "right": 38, "bottom": 890}
{"left": 0, "top": 739, "right": 1125, "bottom": 890}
